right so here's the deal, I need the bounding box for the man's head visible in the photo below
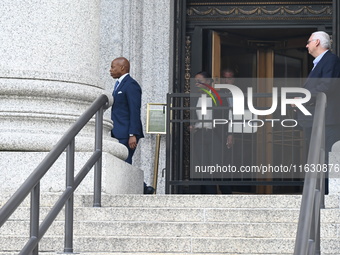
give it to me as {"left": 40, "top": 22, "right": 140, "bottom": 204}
{"left": 110, "top": 57, "right": 130, "bottom": 79}
{"left": 221, "top": 68, "right": 235, "bottom": 85}
{"left": 306, "top": 31, "right": 331, "bottom": 58}
{"left": 194, "top": 71, "right": 212, "bottom": 89}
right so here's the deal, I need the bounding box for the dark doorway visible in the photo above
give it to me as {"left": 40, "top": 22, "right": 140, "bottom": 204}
{"left": 167, "top": 0, "right": 336, "bottom": 194}
{"left": 200, "top": 28, "right": 313, "bottom": 194}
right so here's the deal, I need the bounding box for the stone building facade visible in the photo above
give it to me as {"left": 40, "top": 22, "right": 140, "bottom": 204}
{"left": 1, "top": 0, "right": 340, "bottom": 195}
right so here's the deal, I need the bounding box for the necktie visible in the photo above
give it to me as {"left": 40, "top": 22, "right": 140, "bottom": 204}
{"left": 114, "top": 80, "right": 119, "bottom": 95}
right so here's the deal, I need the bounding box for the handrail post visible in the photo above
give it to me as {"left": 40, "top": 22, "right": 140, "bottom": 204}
{"left": 321, "top": 175, "right": 325, "bottom": 209}
{"left": 30, "top": 182, "right": 40, "bottom": 255}
{"left": 94, "top": 106, "right": 103, "bottom": 207}
{"left": 64, "top": 138, "right": 75, "bottom": 253}
{"left": 0, "top": 94, "right": 110, "bottom": 255}
{"left": 315, "top": 189, "right": 321, "bottom": 255}
{"left": 320, "top": 124, "right": 326, "bottom": 210}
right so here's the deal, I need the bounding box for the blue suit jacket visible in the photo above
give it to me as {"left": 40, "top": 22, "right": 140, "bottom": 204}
{"left": 111, "top": 74, "right": 144, "bottom": 139}
{"left": 300, "top": 51, "right": 340, "bottom": 126}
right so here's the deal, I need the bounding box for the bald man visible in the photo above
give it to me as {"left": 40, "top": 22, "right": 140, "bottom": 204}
{"left": 110, "top": 57, "right": 144, "bottom": 162}
{"left": 110, "top": 57, "right": 154, "bottom": 194}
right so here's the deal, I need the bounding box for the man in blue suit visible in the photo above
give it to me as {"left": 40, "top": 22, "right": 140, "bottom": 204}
{"left": 110, "top": 57, "right": 154, "bottom": 194}
{"left": 301, "top": 31, "right": 340, "bottom": 193}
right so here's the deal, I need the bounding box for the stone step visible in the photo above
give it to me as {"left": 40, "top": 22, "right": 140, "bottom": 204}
{"left": 321, "top": 208, "right": 340, "bottom": 223}
{"left": 96, "top": 194, "right": 304, "bottom": 208}
{"left": 0, "top": 236, "right": 297, "bottom": 254}
{"left": 0, "top": 221, "right": 298, "bottom": 238}
{"left": 1, "top": 194, "right": 339, "bottom": 254}
{"left": 1, "top": 193, "right": 338, "bottom": 209}
{"left": 2, "top": 217, "right": 337, "bottom": 244}
{"left": 77, "top": 207, "right": 301, "bottom": 223}
{"left": 321, "top": 239, "right": 340, "bottom": 255}
{"left": 0, "top": 251, "right": 294, "bottom": 255}
{"left": 0, "top": 193, "right": 303, "bottom": 208}
{"left": 321, "top": 208, "right": 340, "bottom": 239}
{"left": 3, "top": 206, "right": 300, "bottom": 223}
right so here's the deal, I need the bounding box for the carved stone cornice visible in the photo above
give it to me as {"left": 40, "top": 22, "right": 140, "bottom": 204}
{"left": 188, "top": 2, "right": 332, "bottom": 6}
{"left": 187, "top": 3, "right": 332, "bottom": 21}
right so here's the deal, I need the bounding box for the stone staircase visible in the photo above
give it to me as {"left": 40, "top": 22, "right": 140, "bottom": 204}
{"left": 0, "top": 193, "right": 339, "bottom": 255}
{"left": 321, "top": 204, "right": 340, "bottom": 255}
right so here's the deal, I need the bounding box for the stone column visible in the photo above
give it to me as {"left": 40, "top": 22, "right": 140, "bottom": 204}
{"left": 0, "top": 0, "right": 143, "bottom": 194}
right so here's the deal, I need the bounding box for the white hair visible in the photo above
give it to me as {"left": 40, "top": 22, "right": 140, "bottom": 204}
{"left": 312, "top": 31, "right": 331, "bottom": 49}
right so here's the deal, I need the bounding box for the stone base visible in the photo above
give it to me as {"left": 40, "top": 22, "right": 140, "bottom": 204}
{"left": 329, "top": 141, "right": 340, "bottom": 194}
{"left": 0, "top": 151, "right": 143, "bottom": 196}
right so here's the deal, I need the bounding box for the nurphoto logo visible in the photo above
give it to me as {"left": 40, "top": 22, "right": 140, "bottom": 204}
{"left": 199, "top": 84, "right": 312, "bottom": 128}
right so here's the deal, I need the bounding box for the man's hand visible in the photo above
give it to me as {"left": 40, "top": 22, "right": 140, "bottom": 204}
{"left": 129, "top": 135, "right": 137, "bottom": 149}
{"left": 291, "top": 97, "right": 302, "bottom": 111}
{"left": 188, "top": 125, "right": 196, "bottom": 133}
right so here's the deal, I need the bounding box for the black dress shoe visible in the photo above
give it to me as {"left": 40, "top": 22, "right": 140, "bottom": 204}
{"left": 144, "top": 186, "right": 155, "bottom": 194}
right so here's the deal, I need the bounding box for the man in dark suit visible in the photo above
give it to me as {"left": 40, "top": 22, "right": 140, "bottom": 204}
{"left": 110, "top": 57, "right": 154, "bottom": 194}
{"left": 302, "top": 31, "right": 340, "bottom": 193}
{"left": 303, "top": 31, "right": 340, "bottom": 155}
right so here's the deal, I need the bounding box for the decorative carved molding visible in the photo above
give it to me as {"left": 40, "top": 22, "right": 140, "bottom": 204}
{"left": 183, "top": 36, "right": 192, "bottom": 182}
{"left": 188, "top": 6, "right": 332, "bottom": 16}
{"left": 184, "top": 36, "right": 191, "bottom": 93}
{"left": 183, "top": 99, "right": 191, "bottom": 182}
{"left": 188, "top": 16, "right": 332, "bottom": 22}
{"left": 187, "top": 4, "right": 332, "bottom": 21}
{"left": 188, "top": 2, "right": 332, "bottom": 6}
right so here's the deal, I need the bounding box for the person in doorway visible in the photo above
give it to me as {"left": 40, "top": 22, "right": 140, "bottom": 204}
{"left": 189, "top": 71, "right": 219, "bottom": 194}
{"left": 190, "top": 71, "right": 234, "bottom": 194}
{"left": 110, "top": 57, "right": 154, "bottom": 194}
{"left": 301, "top": 31, "right": 340, "bottom": 193}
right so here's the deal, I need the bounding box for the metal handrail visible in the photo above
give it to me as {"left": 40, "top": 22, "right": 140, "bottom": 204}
{"left": 0, "top": 94, "right": 111, "bottom": 254}
{"left": 294, "top": 92, "right": 326, "bottom": 255}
